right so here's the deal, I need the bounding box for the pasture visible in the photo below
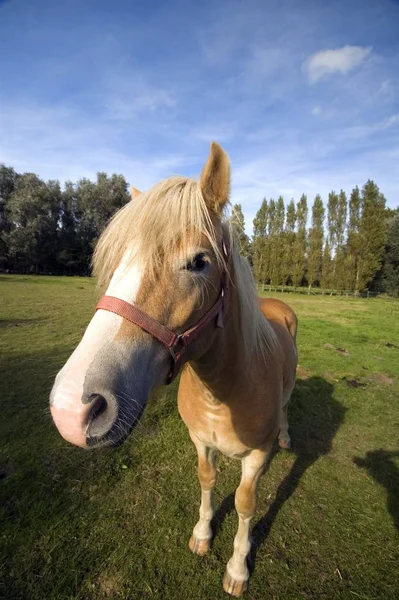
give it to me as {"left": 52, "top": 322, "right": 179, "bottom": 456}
{"left": 0, "top": 275, "right": 398, "bottom": 600}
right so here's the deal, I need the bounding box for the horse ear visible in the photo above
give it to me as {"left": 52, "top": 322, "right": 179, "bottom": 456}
{"left": 200, "top": 142, "right": 230, "bottom": 214}
{"left": 130, "top": 186, "right": 141, "bottom": 199}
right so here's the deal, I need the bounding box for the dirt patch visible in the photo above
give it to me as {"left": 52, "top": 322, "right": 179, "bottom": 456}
{"left": 97, "top": 572, "right": 123, "bottom": 597}
{"left": 367, "top": 373, "right": 394, "bottom": 386}
{"left": 342, "top": 377, "right": 367, "bottom": 388}
{"left": 324, "top": 343, "right": 349, "bottom": 356}
{"left": 336, "top": 347, "right": 350, "bottom": 356}
{"left": 297, "top": 365, "right": 311, "bottom": 379}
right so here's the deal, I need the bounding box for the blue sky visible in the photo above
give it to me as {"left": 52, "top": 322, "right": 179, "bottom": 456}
{"left": 0, "top": 0, "right": 398, "bottom": 233}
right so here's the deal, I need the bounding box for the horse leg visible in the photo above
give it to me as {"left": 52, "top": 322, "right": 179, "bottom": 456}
{"left": 188, "top": 432, "right": 216, "bottom": 556}
{"left": 278, "top": 401, "right": 291, "bottom": 449}
{"left": 223, "top": 448, "right": 268, "bottom": 597}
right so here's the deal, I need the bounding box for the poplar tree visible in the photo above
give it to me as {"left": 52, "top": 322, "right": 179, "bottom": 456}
{"left": 283, "top": 199, "right": 296, "bottom": 285}
{"left": 252, "top": 199, "right": 268, "bottom": 286}
{"left": 356, "top": 180, "right": 386, "bottom": 291}
{"left": 335, "top": 190, "right": 348, "bottom": 289}
{"left": 273, "top": 196, "right": 285, "bottom": 285}
{"left": 266, "top": 199, "right": 276, "bottom": 283}
{"left": 291, "top": 194, "right": 308, "bottom": 287}
{"left": 327, "top": 191, "right": 339, "bottom": 284}
{"left": 381, "top": 212, "right": 399, "bottom": 296}
{"left": 321, "top": 240, "right": 332, "bottom": 290}
{"left": 345, "top": 186, "right": 362, "bottom": 290}
{"left": 307, "top": 194, "right": 325, "bottom": 291}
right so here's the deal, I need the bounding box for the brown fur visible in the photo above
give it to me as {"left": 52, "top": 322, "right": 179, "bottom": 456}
{"left": 100, "top": 142, "right": 297, "bottom": 595}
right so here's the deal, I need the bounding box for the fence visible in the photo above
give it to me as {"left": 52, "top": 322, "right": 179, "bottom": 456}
{"left": 256, "top": 285, "right": 381, "bottom": 298}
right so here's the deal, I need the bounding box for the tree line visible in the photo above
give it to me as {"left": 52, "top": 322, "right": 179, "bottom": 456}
{"left": 232, "top": 182, "right": 398, "bottom": 296}
{"left": 0, "top": 165, "right": 131, "bottom": 274}
{"left": 0, "top": 164, "right": 398, "bottom": 295}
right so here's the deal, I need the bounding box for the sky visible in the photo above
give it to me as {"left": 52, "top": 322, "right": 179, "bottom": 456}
{"left": 0, "top": 0, "right": 398, "bottom": 233}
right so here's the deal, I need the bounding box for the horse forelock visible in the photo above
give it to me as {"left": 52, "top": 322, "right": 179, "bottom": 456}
{"left": 92, "top": 176, "right": 228, "bottom": 293}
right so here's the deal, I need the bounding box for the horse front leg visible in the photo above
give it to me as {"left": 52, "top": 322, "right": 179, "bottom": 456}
{"left": 188, "top": 431, "right": 217, "bottom": 556}
{"left": 223, "top": 448, "right": 269, "bottom": 597}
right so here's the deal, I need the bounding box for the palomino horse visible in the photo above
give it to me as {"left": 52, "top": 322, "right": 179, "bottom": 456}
{"left": 50, "top": 142, "right": 298, "bottom": 596}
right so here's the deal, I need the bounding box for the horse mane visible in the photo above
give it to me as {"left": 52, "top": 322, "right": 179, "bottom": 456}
{"left": 92, "top": 175, "right": 277, "bottom": 359}
{"left": 223, "top": 222, "right": 278, "bottom": 359}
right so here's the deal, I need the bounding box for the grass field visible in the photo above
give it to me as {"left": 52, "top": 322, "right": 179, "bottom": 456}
{"left": 1, "top": 275, "right": 398, "bottom": 600}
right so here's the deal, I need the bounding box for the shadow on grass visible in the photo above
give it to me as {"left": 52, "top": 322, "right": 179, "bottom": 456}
{"left": 211, "top": 376, "right": 346, "bottom": 572}
{"left": 0, "top": 317, "right": 45, "bottom": 328}
{"left": 0, "top": 345, "right": 165, "bottom": 599}
{"left": 353, "top": 450, "right": 399, "bottom": 531}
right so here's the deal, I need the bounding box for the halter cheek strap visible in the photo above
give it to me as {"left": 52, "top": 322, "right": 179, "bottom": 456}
{"left": 95, "top": 241, "right": 229, "bottom": 384}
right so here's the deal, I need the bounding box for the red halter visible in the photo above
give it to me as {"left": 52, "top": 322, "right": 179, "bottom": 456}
{"left": 96, "top": 242, "right": 229, "bottom": 384}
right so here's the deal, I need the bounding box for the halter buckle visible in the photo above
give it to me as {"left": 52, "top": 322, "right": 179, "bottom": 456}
{"left": 169, "top": 334, "right": 188, "bottom": 362}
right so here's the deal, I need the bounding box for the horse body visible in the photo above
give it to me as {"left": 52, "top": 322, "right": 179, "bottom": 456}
{"left": 178, "top": 294, "right": 297, "bottom": 595}
{"left": 50, "top": 142, "right": 298, "bottom": 596}
{"left": 179, "top": 297, "right": 297, "bottom": 459}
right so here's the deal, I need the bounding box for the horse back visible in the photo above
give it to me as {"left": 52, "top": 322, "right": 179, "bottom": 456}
{"left": 258, "top": 297, "right": 298, "bottom": 341}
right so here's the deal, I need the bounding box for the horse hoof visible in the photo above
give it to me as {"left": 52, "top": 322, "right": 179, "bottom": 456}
{"left": 278, "top": 438, "right": 291, "bottom": 450}
{"left": 223, "top": 570, "right": 248, "bottom": 597}
{"left": 189, "top": 535, "right": 211, "bottom": 556}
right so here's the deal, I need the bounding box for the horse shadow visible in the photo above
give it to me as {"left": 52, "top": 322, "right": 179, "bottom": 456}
{"left": 211, "top": 376, "right": 346, "bottom": 570}
{"left": 353, "top": 449, "right": 399, "bottom": 532}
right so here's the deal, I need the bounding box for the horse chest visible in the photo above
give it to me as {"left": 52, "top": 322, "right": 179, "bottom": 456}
{"left": 178, "top": 395, "right": 256, "bottom": 459}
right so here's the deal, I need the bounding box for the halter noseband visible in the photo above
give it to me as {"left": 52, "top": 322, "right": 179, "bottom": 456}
{"left": 96, "top": 241, "right": 229, "bottom": 384}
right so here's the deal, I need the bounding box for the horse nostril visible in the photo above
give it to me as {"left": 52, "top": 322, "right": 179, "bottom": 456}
{"left": 86, "top": 393, "right": 117, "bottom": 440}
{"left": 88, "top": 393, "right": 108, "bottom": 423}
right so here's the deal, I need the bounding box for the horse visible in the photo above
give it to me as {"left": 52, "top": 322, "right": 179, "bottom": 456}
{"left": 50, "top": 142, "right": 298, "bottom": 596}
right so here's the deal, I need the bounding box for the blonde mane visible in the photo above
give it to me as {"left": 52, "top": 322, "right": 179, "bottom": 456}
{"left": 222, "top": 222, "right": 278, "bottom": 358}
{"left": 92, "top": 176, "right": 277, "bottom": 359}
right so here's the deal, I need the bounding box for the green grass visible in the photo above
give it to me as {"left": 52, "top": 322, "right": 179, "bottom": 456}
{"left": 1, "top": 274, "right": 398, "bottom": 600}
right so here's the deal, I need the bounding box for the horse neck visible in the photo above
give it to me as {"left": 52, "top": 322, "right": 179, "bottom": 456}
{"left": 189, "top": 268, "right": 250, "bottom": 395}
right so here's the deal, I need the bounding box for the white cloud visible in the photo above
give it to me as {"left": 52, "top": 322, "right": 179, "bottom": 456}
{"left": 338, "top": 113, "right": 399, "bottom": 140}
{"left": 312, "top": 105, "right": 322, "bottom": 115}
{"left": 304, "top": 45, "right": 372, "bottom": 83}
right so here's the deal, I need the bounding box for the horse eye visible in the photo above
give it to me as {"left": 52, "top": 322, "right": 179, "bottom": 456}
{"left": 185, "top": 253, "right": 209, "bottom": 273}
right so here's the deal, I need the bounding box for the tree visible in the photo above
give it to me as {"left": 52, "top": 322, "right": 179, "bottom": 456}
{"left": 334, "top": 190, "right": 347, "bottom": 290}
{"left": 380, "top": 213, "right": 399, "bottom": 296}
{"left": 265, "top": 199, "right": 276, "bottom": 283}
{"left": 75, "top": 172, "right": 130, "bottom": 271}
{"left": 356, "top": 180, "right": 386, "bottom": 292}
{"left": 252, "top": 199, "right": 268, "bottom": 286}
{"left": 282, "top": 199, "right": 296, "bottom": 285}
{"left": 344, "top": 186, "right": 362, "bottom": 290}
{"left": 271, "top": 196, "right": 285, "bottom": 285}
{"left": 307, "top": 194, "right": 325, "bottom": 291}
{"left": 5, "top": 173, "right": 60, "bottom": 273}
{"left": 321, "top": 240, "right": 332, "bottom": 290}
{"left": 57, "top": 181, "right": 81, "bottom": 273}
{"left": 231, "top": 204, "right": 250, "bottom": 259}
{"left": 291, "top": 194, "right": 307, "bottom": 287}
{"left": 0, "top": 165, "right": 20, "bottom": 267}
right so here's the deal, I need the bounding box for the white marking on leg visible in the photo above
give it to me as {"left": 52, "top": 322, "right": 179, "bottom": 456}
{"left": 226, "top": 450, "right": 268, "bottom": 585}
{"left": 193, "top": 488, "right": 214, "bottom": 540}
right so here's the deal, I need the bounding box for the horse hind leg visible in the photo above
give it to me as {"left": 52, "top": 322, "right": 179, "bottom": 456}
{"left": 278, "top": 398, "right": 291, "bottom": 450}
{"left": 188, "top": 432, "right": 216, "bottom": 556}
